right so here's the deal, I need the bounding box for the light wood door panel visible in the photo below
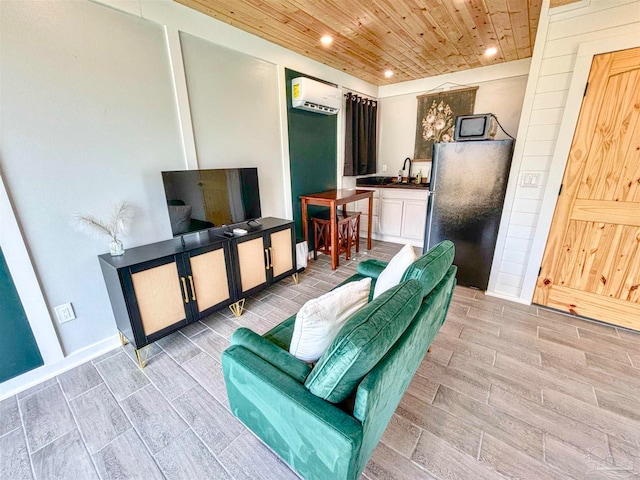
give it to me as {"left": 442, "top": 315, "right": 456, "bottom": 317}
{"left": 534, "top": 47, "right": 640, "bottom": 331}
{"left": 237, "top": 237, "right": 267, "bottom": 293}
{"left": 189, "top": 248, "right": 230, "bottom": 313}
{"left": 131, "top": 262, "right": 186, "bottom": 336}
{"left": 270, "top": 229, "right": 293, "bottom": 278}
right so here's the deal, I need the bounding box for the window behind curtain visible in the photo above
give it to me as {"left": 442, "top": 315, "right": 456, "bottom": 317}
{"left": 344, "top": 93, "right": 377, "bottom": 176}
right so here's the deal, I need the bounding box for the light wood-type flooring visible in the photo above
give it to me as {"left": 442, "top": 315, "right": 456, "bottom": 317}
{"left": 1, "top": 241, "right": 638, "bottom": 479}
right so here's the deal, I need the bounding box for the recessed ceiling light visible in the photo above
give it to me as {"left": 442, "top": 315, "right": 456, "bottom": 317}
{"left": 320, "top": 36, "right": 333, "bottom": 46}
{"left": 485, "top": 47, "right": 498, "bottom": 56}
{"left": 384, "top": 70, "right": 394, "bottom": 78}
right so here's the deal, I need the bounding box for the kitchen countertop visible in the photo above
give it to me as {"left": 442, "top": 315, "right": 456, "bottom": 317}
{"left": 355, "top": 176, "right": 430, "bottom": 190}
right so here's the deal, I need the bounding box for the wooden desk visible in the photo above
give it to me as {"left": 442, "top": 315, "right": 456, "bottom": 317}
{"left": 300, "top": 189, "right": 374, "bottom": 270}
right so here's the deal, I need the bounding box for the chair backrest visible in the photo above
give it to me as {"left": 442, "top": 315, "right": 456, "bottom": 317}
{"left": 351, "top": 256, "right": 457, "bottom": 478}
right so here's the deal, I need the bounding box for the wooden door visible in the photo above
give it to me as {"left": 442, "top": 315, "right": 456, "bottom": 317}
{"left": 199, "top": 170, "right": 232, "bottom": 226}
{"left": 269, "top": 227, "right": 294, "bottom": 278}
{"left": 534, "top": 47, "right": 640, "bottom": 331}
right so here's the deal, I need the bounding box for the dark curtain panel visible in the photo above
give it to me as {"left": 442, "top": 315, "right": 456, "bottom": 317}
{"left": 344, "top": 93, "right": 377, "bottom": 176}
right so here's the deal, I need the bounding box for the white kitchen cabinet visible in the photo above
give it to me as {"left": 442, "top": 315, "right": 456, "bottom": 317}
{"left": 401, "top": 200, "right": 428, "bottom": 240}
{"left": 357, "top": 187, "right": 429, "bottom": 247}
{"left": 378, "top": 199, "right": 403, "bottom": 236}
{"left": 349, "top": 188, "right": 380, "bottom": 236}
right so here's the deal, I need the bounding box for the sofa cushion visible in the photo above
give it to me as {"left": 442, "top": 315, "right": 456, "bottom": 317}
{"left": 304, "top": 279, "right": 423, "bottom": 403}
{"left": 372, "top": 244, "right": 417, "bottom": 299}
{"left": 290, "top": 277, "right": 371, "bottom": 363}
{"left": 402, "top": 240, "right": 455, "bottom": 298}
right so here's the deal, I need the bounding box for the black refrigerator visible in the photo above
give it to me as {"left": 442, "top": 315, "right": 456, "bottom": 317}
{"left": 424, "top": 139, "right": 514, "bottom": 290}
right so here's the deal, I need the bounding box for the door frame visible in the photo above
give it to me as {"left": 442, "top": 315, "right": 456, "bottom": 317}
{"left": 0, "top": 173, "right": 64, "bottom": 365}
{"left": 521, "top": 36, "right": 640, "bottom": 303}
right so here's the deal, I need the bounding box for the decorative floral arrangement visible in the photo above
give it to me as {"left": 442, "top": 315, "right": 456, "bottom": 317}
{"left": 421, "top": 100, "right": 454, "bottom": 143}
{"left": 73, "top": 200, "right": 134, "bottom": 255}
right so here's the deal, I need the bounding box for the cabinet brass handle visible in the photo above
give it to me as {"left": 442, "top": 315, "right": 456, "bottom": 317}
{"left": 188, "top": 275, "right": 196, "bottom": 301}
{"left": 180, "top": 277, "right": 189, "bottom": 304}
{"left": 265, "top": 248, "right": 270, "bottom": 271}
{"left": 268, "top": 247, "right": 274, "bottom": 268}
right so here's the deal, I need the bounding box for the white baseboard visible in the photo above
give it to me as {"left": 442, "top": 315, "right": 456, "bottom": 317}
{"left": 484, "top": 289, "right": 532, "bottom": 306}
{"left": 361, "top": 232, "right": 423, "bottom": 248}
{"left": 0, "top": 334, "right": 121, "bottom": 401}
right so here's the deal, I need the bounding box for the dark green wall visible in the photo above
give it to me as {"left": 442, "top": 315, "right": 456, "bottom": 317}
{"left": 285, "top": 69, "right": 337, "bottom": 246}
{"left": 0, "top": 247, "right": 43, "bottom": 383}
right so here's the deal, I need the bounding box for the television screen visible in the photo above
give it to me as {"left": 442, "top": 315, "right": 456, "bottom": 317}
{"left": 459, "top": 116, "right": 487, "bottom": 137}
{"left": 162, "top": 168, "right": 261, "bottom": 236}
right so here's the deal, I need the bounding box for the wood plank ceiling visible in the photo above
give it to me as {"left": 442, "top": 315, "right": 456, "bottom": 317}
{"left": 174, "top": 0, "right": 543, "bottom": 86}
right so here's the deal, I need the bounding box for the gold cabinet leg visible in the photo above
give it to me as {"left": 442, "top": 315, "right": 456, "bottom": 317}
{"left": 229, "top": 299, "right": 245, "bottom": 317}
{"left": 118, "top": 331, "right": 129, "bottom": 346}
{"left": 135, "top": 346, "right": 149, "bottom": 368}
{"left": 292, "top": 273, "right": 300, "bottom": 285}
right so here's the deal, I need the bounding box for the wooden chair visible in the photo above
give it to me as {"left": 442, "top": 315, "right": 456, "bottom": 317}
{"left": 312, "top": 210, "right": 361, "bottom": 261}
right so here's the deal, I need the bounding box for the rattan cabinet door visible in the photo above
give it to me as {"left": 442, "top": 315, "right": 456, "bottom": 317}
{"left": 269, "top": 228, "right": 293, "bottom": 278}
{"left": 188, "top": 247, "right": 231, "bottom": 314}
{"left": 130, "top": 261, "right": 187, "bottom": 337}
{"left": 236, "top": 236, "right": 268, "bottom": 294}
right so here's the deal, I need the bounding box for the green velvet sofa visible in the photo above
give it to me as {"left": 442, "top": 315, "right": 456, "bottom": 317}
{"left": 222, "top": 241, "right": 457, "bottom": 480}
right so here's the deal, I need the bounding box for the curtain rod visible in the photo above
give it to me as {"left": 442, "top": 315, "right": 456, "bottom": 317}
{"left": 344, "top": 87, "right": 377, "bottom": 99}
{"left": 344, "top": 91, "right": 377, "bottom": 101}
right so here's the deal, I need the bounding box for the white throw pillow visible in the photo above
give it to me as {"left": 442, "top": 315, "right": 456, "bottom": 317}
{"left": 289, "top": 277, "right": 371, "bottom": 363}
{"left": 372, "top": 244, "right": 417, "bottom": 299}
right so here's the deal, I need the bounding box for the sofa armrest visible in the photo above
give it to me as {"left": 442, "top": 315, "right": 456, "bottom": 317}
{"left": 231, "top": 327, "right": 312, "bottom": 383}
{"left": 222, "top": 345, "right": 362, "bottom": 480}
{"left": 356, "top": 259, "right": 388, "bottom": 279}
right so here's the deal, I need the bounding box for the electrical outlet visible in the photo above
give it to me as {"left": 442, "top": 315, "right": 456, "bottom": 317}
{"left": 54, "top": 303, "right": 76, "bottom": 323}
{"left": 382, "top": 164, "right": 387, "bottom": 172}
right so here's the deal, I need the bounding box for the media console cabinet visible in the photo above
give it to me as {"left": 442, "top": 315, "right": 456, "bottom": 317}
{"left": 99, "top": 217, "right": 297, "bottom": 367}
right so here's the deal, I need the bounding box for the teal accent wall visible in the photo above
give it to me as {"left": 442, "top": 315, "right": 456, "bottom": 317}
{"left": 0, "top": 247, "right": 43, "bottom": 383}
{"left": 285, "top": 69, "right": 338, "bottom": 246}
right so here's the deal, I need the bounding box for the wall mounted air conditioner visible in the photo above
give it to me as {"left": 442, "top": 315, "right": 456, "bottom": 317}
{"left": 291, "top": 77, "right": 342, "bottom": 115}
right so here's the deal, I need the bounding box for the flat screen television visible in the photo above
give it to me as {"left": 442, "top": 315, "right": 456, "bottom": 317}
{"left": 162, "top": 168, "right": 261, "bottom": 237}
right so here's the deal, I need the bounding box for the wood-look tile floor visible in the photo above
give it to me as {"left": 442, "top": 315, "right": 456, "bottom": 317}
{"left": 1, "top": 240, "right": 639, "bottom": 479}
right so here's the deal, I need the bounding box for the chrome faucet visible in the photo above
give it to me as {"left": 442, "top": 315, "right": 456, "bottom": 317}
{"left": 402, "top": 157, "right": 412, "bottom": 183}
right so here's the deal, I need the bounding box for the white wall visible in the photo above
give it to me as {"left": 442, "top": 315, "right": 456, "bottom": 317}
{"left": 375, "top": 60, "right": 530, "bottom": 178}
{"left": 488, "top": 0, "right": 640, "bottom": 301}
{"left": 179, "top": 33, "right": 285, "bottom": 218}
{"left": 0, "top": 0, "right": 377, "bottom": 395}
{"left": 1, "top": 0, "right": 185, "bottom": 355}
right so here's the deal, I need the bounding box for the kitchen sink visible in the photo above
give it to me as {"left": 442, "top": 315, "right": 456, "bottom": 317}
{"left": 355, "top": 176, "right": 394, "bottom": 186}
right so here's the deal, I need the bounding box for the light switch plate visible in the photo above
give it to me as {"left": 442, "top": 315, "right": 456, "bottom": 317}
{"left": 520, "top": 172, "right": 541, "bottom": 187}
